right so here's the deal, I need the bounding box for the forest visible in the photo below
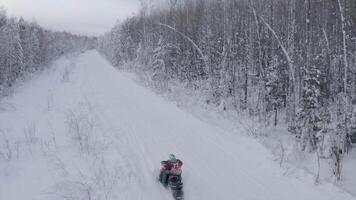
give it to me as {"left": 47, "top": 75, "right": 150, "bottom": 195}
{"left": 98, "top": 0, "right": 356, "bottom": 180}
{"left": 2, "top": 0, "right": 356, "bottom": 199}
{"left": 0, "top": 7, "right": 94, "bottom": 97}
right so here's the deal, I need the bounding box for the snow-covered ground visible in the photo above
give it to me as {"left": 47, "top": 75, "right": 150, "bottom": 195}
{"left": 0, "top": 50, "right": 355, "bottom": 200}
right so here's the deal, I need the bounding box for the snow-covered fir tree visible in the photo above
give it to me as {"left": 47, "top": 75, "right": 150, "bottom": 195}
{"left": 151, "top": 37, "right": 168, "bottom": 91}
{"left": 297, "top": 61, "right": 322, "bottom": 152}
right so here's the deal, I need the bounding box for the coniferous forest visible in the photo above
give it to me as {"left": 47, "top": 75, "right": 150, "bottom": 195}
{"left": 98, "top": 0, "right": 356, "bottom": 180}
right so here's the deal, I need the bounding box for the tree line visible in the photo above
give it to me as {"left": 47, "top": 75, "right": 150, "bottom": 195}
{"left": 98, "top": 0, "right": 356, "bottom": 180}
{"left": 0, "top": 8, "right": 95, "bottom": 96}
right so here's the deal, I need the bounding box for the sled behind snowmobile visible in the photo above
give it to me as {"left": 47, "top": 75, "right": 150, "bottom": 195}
{"left": 168, "top": 175, "right": 184, "bottom": 200}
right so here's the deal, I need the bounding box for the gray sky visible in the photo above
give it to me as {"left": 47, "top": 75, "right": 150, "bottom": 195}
{"left": 0, "top": 0, "right": 142, "bottom": 36}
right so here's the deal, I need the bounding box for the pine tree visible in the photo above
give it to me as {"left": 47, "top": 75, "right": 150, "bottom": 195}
{"left": 298, "top": 61, "right": 322, "bottom": 152}
{"left": 19, "top": 18, "right": 40, "bottom": 72}
{"left": 151, "top": 37, "right": 168, "bottom": 91}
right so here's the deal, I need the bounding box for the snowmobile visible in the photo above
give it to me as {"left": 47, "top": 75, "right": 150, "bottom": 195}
{"left": 159, "top": 160, "right": 184, "bottom": 200}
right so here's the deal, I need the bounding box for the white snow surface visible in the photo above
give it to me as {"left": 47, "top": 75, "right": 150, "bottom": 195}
{"left": 0, "top": 50, "right": 355, "bottom": 200}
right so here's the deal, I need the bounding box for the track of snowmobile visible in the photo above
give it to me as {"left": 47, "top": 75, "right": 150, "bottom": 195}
{"left": 0, "top": 51, "right": 355, "bottom": 200}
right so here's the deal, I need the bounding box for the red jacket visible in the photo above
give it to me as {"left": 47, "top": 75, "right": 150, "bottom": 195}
{"left": 161, "top": 159, "right": 183, "bottom": 174}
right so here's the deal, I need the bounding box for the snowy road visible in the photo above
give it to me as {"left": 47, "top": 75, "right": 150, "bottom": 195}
{"left": 0, "top": 51, "right": 355, "bottom": 200}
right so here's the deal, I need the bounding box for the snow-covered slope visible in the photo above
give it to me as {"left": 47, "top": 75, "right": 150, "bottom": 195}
{"left": 0, "top": 51, "right": 354, "bottom": 200}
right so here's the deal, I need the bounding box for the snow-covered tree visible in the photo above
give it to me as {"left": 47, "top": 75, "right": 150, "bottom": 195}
{"left": 19, "top": 18, "right": 40, "bottom": 73}
{"left": 151, "top": 37, "right": 168, "bottom": 90}
{"left": 297, "top": 61, "right": 322, "bottom": 152}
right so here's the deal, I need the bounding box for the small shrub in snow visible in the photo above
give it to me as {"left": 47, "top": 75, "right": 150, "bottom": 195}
{"left": 65, "top": 103, "right": 107, "bottom": 156}
{"left": 0, "top": 131, "right": 13, "bottom": 161}
{"left": 61, "top": 61, "right": 76, "bottom": 83}
{"left": 49, "top": 156, "right": 126, "bottom": 200}
{"left": 23, "top": 122, "right": 39, "bottom": 156}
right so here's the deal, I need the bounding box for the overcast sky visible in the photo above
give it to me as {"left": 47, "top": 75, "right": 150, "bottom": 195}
{"left": 0, "top": 0, "right": 142, "bottom": 36}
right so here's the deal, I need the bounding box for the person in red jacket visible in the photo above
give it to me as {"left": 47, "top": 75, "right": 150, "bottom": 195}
{"left": 159, "top": 154, "right": 183, "bottom": 186}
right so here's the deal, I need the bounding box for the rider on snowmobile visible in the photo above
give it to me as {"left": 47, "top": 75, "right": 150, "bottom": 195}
{"left": 159, "top": 154, "right": 183, "bottom": 186}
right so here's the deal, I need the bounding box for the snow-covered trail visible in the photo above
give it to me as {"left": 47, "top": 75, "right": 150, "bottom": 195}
{"left": 0, "top": 51, "right": 355, "bottom": 200}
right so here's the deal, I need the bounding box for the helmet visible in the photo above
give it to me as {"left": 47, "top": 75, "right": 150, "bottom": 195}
{"left": 169, "top": 154, "right": 177, "bottom": 163}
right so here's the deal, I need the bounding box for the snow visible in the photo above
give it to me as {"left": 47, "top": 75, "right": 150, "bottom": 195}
{"left": 0, "top": 50, "right": 355, "bottom": 200}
